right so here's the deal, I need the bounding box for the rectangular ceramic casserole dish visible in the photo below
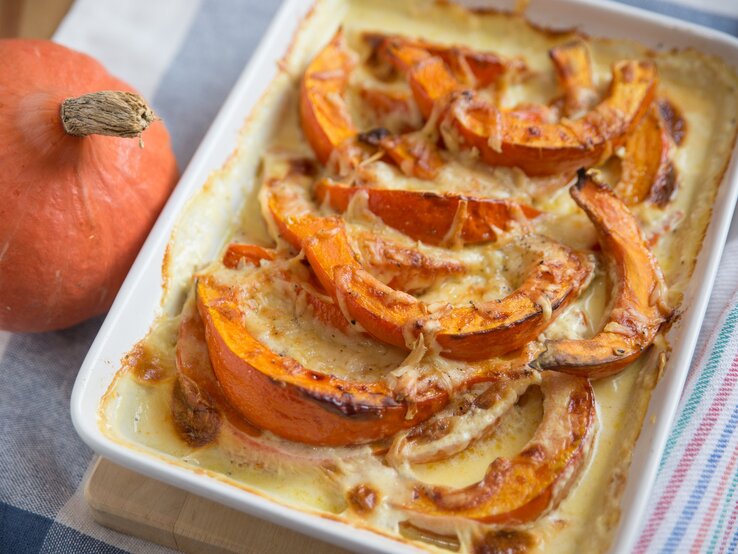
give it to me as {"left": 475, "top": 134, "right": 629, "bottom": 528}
{"left": 71, "top": 1, "right": 738, "bottom": 552}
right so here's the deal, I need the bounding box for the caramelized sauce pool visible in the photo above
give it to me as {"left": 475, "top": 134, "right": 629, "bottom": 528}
{"left": 126, "top": 341, "right": 175, "bottom": 383}
{"left": 658, "top": 98, "right": 687, "bottom": 146}
{"left": 473, "top": 529, "right": 537, "bottom": 554}
{"left": 346, "top": 484, "right": 379, "bottom": 513}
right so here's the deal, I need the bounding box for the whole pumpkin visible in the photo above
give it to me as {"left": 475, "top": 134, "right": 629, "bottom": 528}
{"left": 0, "top": 40, "right": 178, "bottom": 332}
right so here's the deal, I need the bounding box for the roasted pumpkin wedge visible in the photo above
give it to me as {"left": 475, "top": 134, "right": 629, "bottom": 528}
{"left": 535, "top": 170, "right": 669, "bottom": 378}
{"left": 315, "top": 179, "right": 541, "bottom": 246}
{"left": 400, "top": 372, "right": 596, "bottom": 528}
{"left": 351, "top": 230, "right": 464, "bottom": 293}
{"left": 332, "top": 238, "right": 591, "bottom": 361}
{"left": 378, "top": 40, "right": 459, "bottom": 119}
{"left": 368, "top": 33, "right": 518, "bottom": 89}
{"left": 222, "top": 244, "right": 359, "bottom": 333}
{"left": 376, "top": 132, "right": 445, "bottom": 180}
{"left": 616, "top": 105, "right": 675, "bottom": 206}
{"left": 446, "top": 60, "right": 657, "bottom": 176}
{"left": 266, "top": 169, "right": 592, "bottom": 360}
{"left": 222, "top": 243, "right": 275, "bottom": 269}
{"left": 301, "top": 31, "right": 447, "bottom": 180}
{"left": 300, "top": 30, "right": 358, "bottom": 166}
{"left": 196, "top": 277, "right": 450, "bottom": 446}
{"left": 380, "top": 44, "right": 657, "bottom": 175}
{"left": 264, "top": 166, "right": 592, "bottom": 360}
{"left": 385, "top": 41, "right": 657, "bottom": 176}
{"left": 173, "top": 293, "right": 261, "bottom": 446}
{"left": 175, "top": 294, "right": 381, "bottom": 465}
{"left": 549, "top": 39, "right": 598, "bottom": 117}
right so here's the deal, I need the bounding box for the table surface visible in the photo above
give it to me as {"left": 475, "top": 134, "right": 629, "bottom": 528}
{"left": 0, "top": 0, "right": 74, "bottom": 38}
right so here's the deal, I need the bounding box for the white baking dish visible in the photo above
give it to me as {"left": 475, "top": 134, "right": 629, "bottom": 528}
{"left": 70, "top": 1, "right": 738, "bottom": 552}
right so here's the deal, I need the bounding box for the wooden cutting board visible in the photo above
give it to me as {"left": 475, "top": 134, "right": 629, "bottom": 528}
{"left": 85, "top": 457, "right": 350, "bottom": 553}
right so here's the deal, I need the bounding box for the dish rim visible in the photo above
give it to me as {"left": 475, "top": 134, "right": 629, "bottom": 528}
{"left": 70, "top": 1, "right": 738, "bottom": 552}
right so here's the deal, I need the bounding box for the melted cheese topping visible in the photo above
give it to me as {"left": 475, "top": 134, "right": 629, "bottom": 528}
{"left": 100, "top": 1, "right": 738, "bottom": 552}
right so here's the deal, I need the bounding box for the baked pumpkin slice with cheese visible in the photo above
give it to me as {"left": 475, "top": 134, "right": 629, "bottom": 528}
{"left": 399, "top": 372, "right": 596, "bottom": 530}
{"left": 300, "top": 30, "right": 358, "bottom": 167}
{"left": 196, "top": 266, "right": 545, "bottom": 446}
{"left": 176, "top": 285, "right": 390, "bottom": 463}
{"left": 364, "top": 32, "right": 522, "bottom": 88}
{"left": 314, "top": 178, "right": 540, "bottom": 246}
{"left": 535, "top": 169, "right": 670, "bottom": 378}
{"left": 547, "top": 39, "right": 675, "bottom": 205}
{"left": 549, "top": 39, "right": 598, "bottom": 117}
{"left": 264, "top": 166, "right": 593, "bottom": 361}
{"left": 196, "top": 274, "right": 450, "bottom": 446}
{"left": 448, "top": 61, "right": 656, "bottom": 176}
{"left": 301, "top": 30, "right": 429, "bottom": 176}
{"left": 616, "top": 105, "right": 676, "bottom": 206}
{"left": 378, "top": 35, "right": 658, "bottom": 176}
{"left": 329, "top": 237, "right": 591, "bottom": 361}
{"left": 301, "top": 30, "right": 520, "bottom": 179}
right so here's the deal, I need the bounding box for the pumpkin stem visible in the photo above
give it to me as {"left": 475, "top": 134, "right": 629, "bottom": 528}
{"left": 60, "top": 91, "right": 157, "bottom": 146}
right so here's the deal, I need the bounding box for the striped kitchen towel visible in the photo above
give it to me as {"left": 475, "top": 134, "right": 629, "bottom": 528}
{"left": 1, "top": 1, "right": 738, "bottom": 553}
{"left": 636, "top": 290, "right": 738, "bottom": 553}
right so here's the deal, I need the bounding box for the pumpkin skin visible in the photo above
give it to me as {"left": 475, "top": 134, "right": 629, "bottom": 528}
{"left": 0, "top": 40, "right": 178, "bottom": 332}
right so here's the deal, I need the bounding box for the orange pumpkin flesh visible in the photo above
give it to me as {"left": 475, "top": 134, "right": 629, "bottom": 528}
{"left": 401, "top": 373, "right": 596, "bottom": 527}
{"left": 222, "top": 243, "right": 275, "bottom": 268}
{"left": 616, "top": 106, "right": 675, "bottom": 206}
{"left": 376, "top": 132, "right": 445, "bottom": 180}
{"left": 176, "top": 295, "right": 390, "bottom": 464}
{"left": 173, "top": 294, "right": 262, "bottom": 444}
{"left": 549, "top": 40, "right": 597, "bottom": 116}
{"left": 535, "top": 170, "right": 668, "bottom": 378}
{"left": 351, "top": 230, "right": 465, "bottom": 293}
{"left": 314, "top": 179, "right": 541, "bottom": 246}
{"left": 378, "top": 42, "right": 459, "bottom": 119}
{"left": 0, "top": 40, "right": 178, "bottom": 332}
{"left": 334, "top": 241, "right": 591, "bottom": 361}
{"left": 546, "top": 40, "right": 674, "bottom": 206}
{"left": 447, "top": 60, "right": 657, "bottom": 176}
{"left": 196, "top": 277, "right": 450, "bottom": 446}
{"left": 300, "top": 31, "right": 433, "bottom": 179}
{"left": 266, "top": 171, "right": 592, "bottom": 361}
{"left": 301, "top": 31, "right": 502, "bottom": 180}
{"left": 382, "top": 38, "right": 657, "bottom": 176}
{"left": 300, "top": 30, "right": 358, "bottom": 166}
{"left": 370, "top": 33, "right": 516, "bottom": 89}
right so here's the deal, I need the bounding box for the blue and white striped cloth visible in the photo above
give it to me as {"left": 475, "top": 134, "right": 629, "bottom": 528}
{"left": 1, "top": 1, "right": 738, "bottom": 552}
